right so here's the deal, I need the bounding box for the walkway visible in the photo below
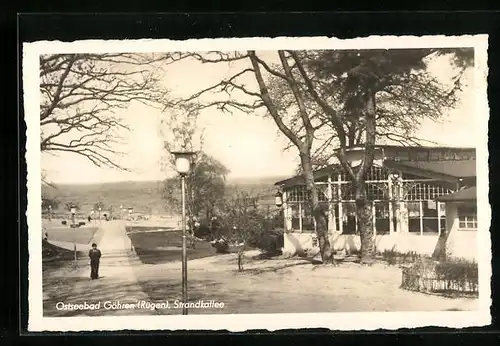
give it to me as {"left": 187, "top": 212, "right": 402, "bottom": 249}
{"left": 43, "top": 221, "right": 157, "bottom": 317}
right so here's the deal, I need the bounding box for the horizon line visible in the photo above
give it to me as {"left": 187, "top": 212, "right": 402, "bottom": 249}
{"left": 43, "top": 174, "right": 291, "bottom": 187}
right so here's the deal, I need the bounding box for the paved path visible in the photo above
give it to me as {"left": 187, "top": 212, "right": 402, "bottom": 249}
{"left": 43, "top": 221, "right": 157, "bottom": 317}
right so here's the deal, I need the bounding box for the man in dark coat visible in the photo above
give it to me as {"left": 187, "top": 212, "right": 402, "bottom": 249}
{"left": 88, "top": 243, "right": 102, "bottom": 279}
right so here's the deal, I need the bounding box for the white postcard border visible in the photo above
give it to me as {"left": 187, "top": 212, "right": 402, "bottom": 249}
{"left": 24, "top": 35, "right": 491, "bottom": 332}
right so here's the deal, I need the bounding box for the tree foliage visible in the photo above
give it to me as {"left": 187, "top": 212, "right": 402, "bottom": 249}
{"left": 161, "top": 103, "right": 229, "bottom": 223}
{"left": 220, "top": 190, "right": 267, "bottom": 271}
{"left": 93, "top": 201, "right": 105, "bottom": 211}
{"left": 162, "top": 152, "right": 230, "bottom": 223}
{"left": 64, "top": 202, "right": 80, "bottom": 211}
{"left": 42, "top": 196, "right": 60, "bottom": 211}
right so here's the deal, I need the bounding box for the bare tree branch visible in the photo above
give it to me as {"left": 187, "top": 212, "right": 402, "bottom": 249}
{"left": 40, "top": 53, "right": 172, "bottom": 171}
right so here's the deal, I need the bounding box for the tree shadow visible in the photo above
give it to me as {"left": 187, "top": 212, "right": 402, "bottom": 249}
{"left": 43, "top": 273, "right": 162, "bottom": 317}
{"left": 241, "top": 261, "right": 312, "bottom": 275}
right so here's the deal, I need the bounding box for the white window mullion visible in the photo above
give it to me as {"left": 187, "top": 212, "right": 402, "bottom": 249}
{"left": 419, "top": 201, "right": 424, "bottom": 236}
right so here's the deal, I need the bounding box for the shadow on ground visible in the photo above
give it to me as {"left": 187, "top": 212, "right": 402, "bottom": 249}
{"left": 43, "top": 269, "right": 160, "bottom": 317}
{"left": 242, "top": 260, "right": 313, "bottom": 275}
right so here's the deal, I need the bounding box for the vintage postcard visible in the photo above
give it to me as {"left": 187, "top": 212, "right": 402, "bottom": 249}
{"left": 24, "top": 35, "right": 490, "bottom": 332}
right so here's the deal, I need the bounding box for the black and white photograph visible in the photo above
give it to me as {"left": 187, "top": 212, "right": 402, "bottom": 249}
{"left": 24, "top": 35, "right": 490, "bottom": 331}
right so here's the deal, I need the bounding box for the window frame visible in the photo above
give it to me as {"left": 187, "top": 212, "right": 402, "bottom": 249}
{"left": 457, "top": 205, "right": 478, "bottom": 231}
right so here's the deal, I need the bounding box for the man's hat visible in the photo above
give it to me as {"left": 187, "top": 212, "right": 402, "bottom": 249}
{"left": 91, "top": 243, "right": 97, "bottom": 247}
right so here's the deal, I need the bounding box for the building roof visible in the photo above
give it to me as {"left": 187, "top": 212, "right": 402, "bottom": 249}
{"left": 436, "top": 186, "right": 477, "bottom": 202}
{"left": 275, "top": 160, "right": 476, "bottom": 187}
{"left": 384, "top": 159, "right": 476, "bottom": 179}
{"left": 273, "top": 166, "right": 338, "bottom": 186}
{"left": 274, "top": 145, "right": 477, "bottom": 187}
{"left": 347, "top": 144, "right": 476, "bottom": 151}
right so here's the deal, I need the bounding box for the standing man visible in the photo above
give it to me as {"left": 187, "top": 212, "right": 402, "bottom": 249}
{"left": 88, "top": 243, "right": 102, "bottom": 280}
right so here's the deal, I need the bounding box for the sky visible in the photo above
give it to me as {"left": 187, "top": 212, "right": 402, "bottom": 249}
{"left": 41, "top": 50, "right": 476, "bottom": 184}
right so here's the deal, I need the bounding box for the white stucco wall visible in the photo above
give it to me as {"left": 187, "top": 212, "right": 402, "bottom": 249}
{"left": 282, "top": 230, "right": 477, "bottom": 260}
{"left": 444, "top": 203, "right": 478, "bottom": 261}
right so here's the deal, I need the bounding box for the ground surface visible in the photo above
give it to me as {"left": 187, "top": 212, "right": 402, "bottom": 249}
{"left": 42, "top": 220, "right": 479, "bottom": 317}
{"left": 43, "top": 219, "right": 99, "bottom": 244}
{"left": 127, "top": 228, "right": 223, "bottom": 264}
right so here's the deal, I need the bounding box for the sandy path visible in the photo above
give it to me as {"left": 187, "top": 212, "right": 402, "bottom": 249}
{"left": 43, "top": 221, "right": 155, "bottom": 317}
{"left": 132, "top": 252, "right": 479, "bottom": 314}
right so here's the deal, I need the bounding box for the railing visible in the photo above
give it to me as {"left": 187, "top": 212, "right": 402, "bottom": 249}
{"left": 401, "top": 268, "right": 478, "bottom": 295}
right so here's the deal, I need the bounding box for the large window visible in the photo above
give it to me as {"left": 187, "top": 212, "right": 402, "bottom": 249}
{"left": 422, "top": 200, "right": 439, "bottom": 234}
{"left": 330, "top": 203, "right": 341, "bottom": 232}
{"left": 287, "top": 186, "right": 328, "bottom": 203}
{"left": 375, "top": 202, "right": 390, "bottom": 235}
{"left": 289, "top": 203, "right": 316, "bottom": 232}
{"left": 458, "top": 205, "right": 478, "bottom": 230}
{"left": 407, "top": 201, "right": 421, "bottom": 233}
{"left": 404, "top": 182, "right": 453, "bottom": 201}
{"left": 290, "top": 204, "right": 301, "bottom": 230}
{"left": 301, "top": 203, "right": 315, "bottom": 232}
{"left": 367, "top": 183, "right": 388, "bottom": 201}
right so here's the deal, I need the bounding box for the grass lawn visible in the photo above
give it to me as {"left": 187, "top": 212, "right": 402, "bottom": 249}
{"left": 127, "top": 229, "right": 225, "bottom": 265}
{"left": 43, "top": 226, "right": 99, "bottom": 245}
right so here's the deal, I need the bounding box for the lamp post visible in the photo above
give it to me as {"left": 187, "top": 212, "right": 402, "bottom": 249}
{"left": 98, "top": 206, "right": 102, "bottom": 225}
{"left": 172, "top": 150, "right": 195, "bottom": 316}
{"left": 70, "top": 205, "right": 77, "bottom": 262}
{"left": 48, "top": 205, "right": 52, "bottom": 221}
{"left": 275, "top": 190, "right": 283, "bottom": 208}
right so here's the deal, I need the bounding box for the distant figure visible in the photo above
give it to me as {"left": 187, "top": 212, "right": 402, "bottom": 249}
{"left": 88, "top": 243, "right": 102, "bottom": 280}
{"left": 44, "top": 232, "right": 48, "bottom": 241}
{"left": 88, "top": 215, "right": 92, "bottom": 223}
{"left": 103, "top": 213, "right": 108, "bottom": 221}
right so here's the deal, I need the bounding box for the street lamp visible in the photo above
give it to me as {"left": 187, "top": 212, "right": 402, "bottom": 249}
{"left": 172, "top": 150, "right": 195, "bottom": 316}
{"left": 48, "top": 205, "right": 52, "bottom": 221}
{"left": 275, "top": 190, "right": 283, "bottom": 208}
{"left": 70, "top": 204, "right": 77, "bottom": 262}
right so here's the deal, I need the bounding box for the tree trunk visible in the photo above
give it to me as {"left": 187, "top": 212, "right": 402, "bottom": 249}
{"left": 301, "top": 152, "right": 333, "bottom": 263}
{"left": 432, "top": 226, "right": 451, "bottom": 261}
{"left": 356, "top": 89, "right": 377, "bottom": 264}
{"left": 355, "top": 182, "right": 375, "bottom": 264}
{"left": 237, "top": 250, "right": 244, "bottom": 271}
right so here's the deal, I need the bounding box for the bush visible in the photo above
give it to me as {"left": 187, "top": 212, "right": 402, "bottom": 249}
{"left": 401, "top": 257, "right": 478, "bottom": 296}
{"left": 79, "top": 222, "right": 86, "bottom": 226}
{"left": 61, "top": 220, "right": 67, "bottom": 225}
{"left": 257, "top": 229, "right": 284, "bottom": 254}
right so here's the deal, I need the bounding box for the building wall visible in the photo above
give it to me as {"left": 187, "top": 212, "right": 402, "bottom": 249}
{"left": 282, "top": 229, "right": 477, "bottom": 261}
{"left": 443, "top": 203, "right": 478, "bottom": 261}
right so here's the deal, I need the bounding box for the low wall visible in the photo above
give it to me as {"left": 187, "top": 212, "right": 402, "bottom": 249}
{"left": 282, "top": 233, "right": 314, "bottom": 257}
{"left": 283, "top": 231, "right": 477, "bottom": 261}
